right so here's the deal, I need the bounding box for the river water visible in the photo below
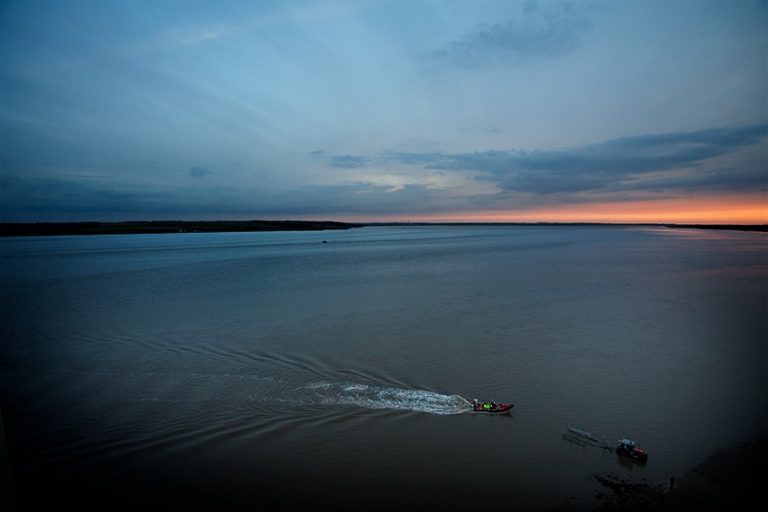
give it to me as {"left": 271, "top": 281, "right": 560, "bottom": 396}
{"left": 1, "top": 226, "right": 766, "bottom": 510}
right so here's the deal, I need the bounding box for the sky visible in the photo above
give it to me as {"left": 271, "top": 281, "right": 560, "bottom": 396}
{"left": 1, "top": 0, "right": 766, "bottom": 223}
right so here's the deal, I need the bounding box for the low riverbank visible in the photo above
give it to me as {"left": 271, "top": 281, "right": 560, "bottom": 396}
{"left": 365, "top": 222, "right": 767, "bottom": 232}
{"left": 0, "top": 220, "right": 363, "bottom": 237}
{"left": 2, "top": 221, "right": 764, "bottom": 237}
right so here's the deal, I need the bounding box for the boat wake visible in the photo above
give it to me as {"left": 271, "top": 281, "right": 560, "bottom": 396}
{"left": 305, "top": 382, "right": 471, "bottom": 415}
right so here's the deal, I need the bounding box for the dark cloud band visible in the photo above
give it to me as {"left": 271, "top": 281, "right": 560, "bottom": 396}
{"left": 384, "top": 124, "right": 768, "bottom": 194}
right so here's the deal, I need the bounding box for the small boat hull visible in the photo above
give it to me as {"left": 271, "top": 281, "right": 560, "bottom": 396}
{"left": 472, "top": 403, "right": 514, "bottom": 413}
{"left": 616, "top": 442, "right": 648, "bottom": 463}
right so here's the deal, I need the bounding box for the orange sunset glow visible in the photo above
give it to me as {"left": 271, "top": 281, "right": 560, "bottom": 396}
{"left": 359, "top": 194, "right": 768, "bottom": 225}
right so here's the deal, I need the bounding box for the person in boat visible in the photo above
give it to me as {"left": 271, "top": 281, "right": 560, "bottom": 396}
{"left": 473, "top": 398, "right": 497, "bottom": 411}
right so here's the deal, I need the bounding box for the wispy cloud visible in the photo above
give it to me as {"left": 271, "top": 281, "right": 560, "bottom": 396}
{"left": 431, "top": 1, "right": 589, "bottom": 68}
{"left": 189, "top": 166, "right": 213, "bottom": 178}
{"left": 0, "top": 173, "right": 473, "bottom": 221}
{"left": 4, "top": 121, "right": 765, "bottom": 221}
{"left": 326, "top": 154, "right": 369, "bottom": 169}
{"left": 164, "top": 24, "right": 238, "bottom": 46}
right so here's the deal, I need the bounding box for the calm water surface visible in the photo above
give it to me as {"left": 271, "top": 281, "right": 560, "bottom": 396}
{"left": 1, "top": 226, "right": 766, "bottom": 510}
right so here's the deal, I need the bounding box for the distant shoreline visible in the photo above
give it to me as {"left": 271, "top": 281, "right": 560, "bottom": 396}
{"left": 0, "top": 220, "right": 765, "bottom": 237}
{"left": 365, "top": 222, "right": 768, "bottom": 232}
{"left": 0, "top": 220, "right": 364, "bottom": 237}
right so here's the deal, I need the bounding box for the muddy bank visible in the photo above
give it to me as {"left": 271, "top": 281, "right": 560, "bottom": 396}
{"left": 592, "top": 438, "right": 767, "bottom": 510}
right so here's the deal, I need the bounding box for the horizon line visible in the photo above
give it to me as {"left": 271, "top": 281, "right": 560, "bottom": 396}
{"left": 1, "top": 219, "right": 765, "bottom": 237}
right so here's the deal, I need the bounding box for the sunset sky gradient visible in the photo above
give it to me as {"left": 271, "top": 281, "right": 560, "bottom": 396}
{"left": 1, "top": 0, "right": 766, "bottom": 223}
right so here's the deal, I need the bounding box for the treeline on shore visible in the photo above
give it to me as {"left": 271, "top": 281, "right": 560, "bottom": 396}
{"left": 368, "top": 221, "right": 767, "bottom": 231}
{"left": 0, "top": 220, "right": 364, "bottom": 237}
{"left": 663, "top": 223, "right": 767, "bottom": 232}
{"left": 1, "top": 220, "right": 764, "bottom": 237}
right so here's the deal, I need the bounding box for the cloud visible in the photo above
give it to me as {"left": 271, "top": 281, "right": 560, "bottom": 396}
{"left": 4, "top": 120, "right": 765, "bottom": 223}
{"left": 326, "top": 154, "right": 368, "bottom": 169}
{"left": 189, "top": 166, "right": 213, "bottom": 178}
{"left": 431, "top": 1, "right": 589, "bottom": 68}
{"left": 2, "top": 125, "right": 764, "bottom": 222}
{"left": 0, "top": 173, "right": 473, "bottom": 221}
{"left": 164, "top": 24, "right": 238, "bottom": 46}
{"left": 384, "top": 124, "right": 768, "bottom": 195}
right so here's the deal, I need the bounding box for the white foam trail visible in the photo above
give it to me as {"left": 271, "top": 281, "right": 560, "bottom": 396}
{"left": 306, "top": 382, "right": 471, "bottom": 415}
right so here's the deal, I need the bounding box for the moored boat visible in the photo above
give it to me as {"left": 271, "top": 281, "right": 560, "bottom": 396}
{"left": 616, "top": 438, "right": 648, "bottom": 462}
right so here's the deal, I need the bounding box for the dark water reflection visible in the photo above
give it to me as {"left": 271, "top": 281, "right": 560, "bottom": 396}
{"left": 1, "top": 226, "right": 766, "bottom": 510}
